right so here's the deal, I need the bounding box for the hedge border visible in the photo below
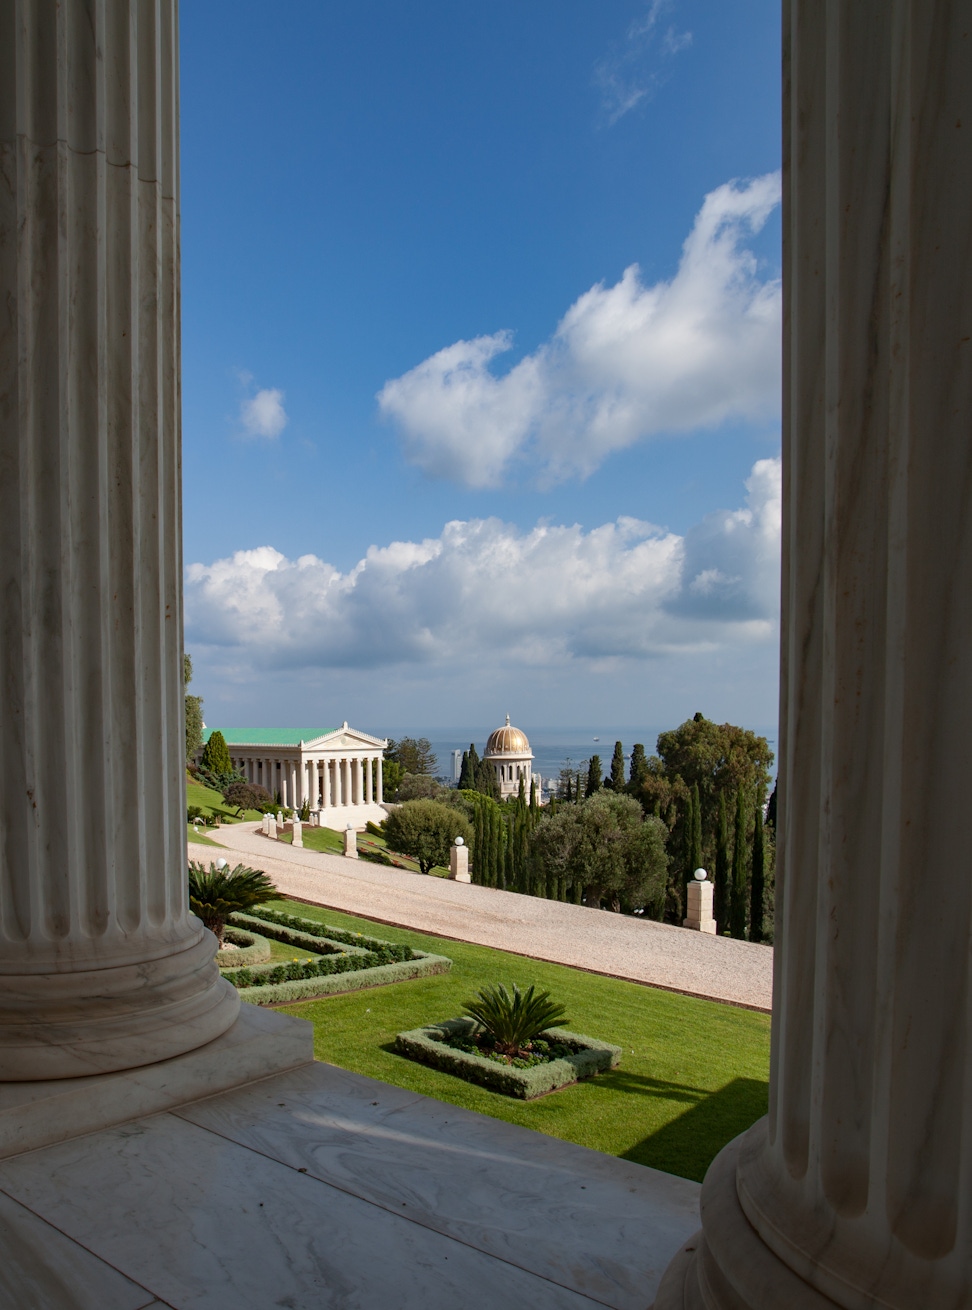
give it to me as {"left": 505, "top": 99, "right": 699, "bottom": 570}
{"left": 222, "top": 910, "right": 452, "bottom": 1005}
{"left": 395, "top": 1017, "right": 621, "bottom": 1099}
{"left": 215, "top": 928, "right": 272, "bottom": 968}
{"left": 237, "top": 954, "right": 452, "bottom": 1005}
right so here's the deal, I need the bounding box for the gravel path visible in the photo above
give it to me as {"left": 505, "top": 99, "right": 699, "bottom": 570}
{"left": 194, "top": 823, "right": 773, "bottom": 1011}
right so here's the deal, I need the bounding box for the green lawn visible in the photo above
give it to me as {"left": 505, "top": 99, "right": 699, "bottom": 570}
{"left": 271, "top": 899, "right": 770, "bottom": 1183}
{"left": 187, "top": 825, "right": 224, "bottom": 847}
{"left": 276, "top": 825, "right": 450, "bottom": 876}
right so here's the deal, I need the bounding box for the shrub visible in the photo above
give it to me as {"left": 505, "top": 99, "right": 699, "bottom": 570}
{"left": 186, "top": 804, "right": 207, "bottom": 824}
{"left": 461, "top": 982, "right": 568, "bottom": 1057}
{"left": 383, "top": 799, "right": 473, "bottom": 875}
{"left": 187, "top": 862, "right": 283, "bottom": 945}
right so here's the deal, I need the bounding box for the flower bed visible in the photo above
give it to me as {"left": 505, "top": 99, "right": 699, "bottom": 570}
{"left": 395, "top": 1017, "right": 621, "bottom": 1099}
{"left": 222, "top": 910, "right": 452, "bottom": 1005}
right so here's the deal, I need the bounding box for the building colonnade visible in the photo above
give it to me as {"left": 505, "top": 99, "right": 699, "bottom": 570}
{"left": 231, "top": 754, "right": 383, "bottom": 811}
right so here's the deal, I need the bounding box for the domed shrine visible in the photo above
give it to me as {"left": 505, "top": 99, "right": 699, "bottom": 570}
{"left": 483, "top": 715, "right": 534, "bottom": 800}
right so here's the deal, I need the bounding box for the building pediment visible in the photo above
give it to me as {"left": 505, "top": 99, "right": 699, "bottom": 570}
{"left": 304, "top": 723, "right": 387, "bottom": 752}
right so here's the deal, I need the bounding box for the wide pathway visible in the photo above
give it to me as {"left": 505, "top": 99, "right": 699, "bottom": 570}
{"left": 196, "top": 823, "right": 773, "bottom": 1010}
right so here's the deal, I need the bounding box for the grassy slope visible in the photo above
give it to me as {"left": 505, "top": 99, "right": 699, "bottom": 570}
{"left": 277, "top": 825, "right": 449, "bottom": 876}
{"left": 272, "top": 899, "right": 770, "bottom": 1183}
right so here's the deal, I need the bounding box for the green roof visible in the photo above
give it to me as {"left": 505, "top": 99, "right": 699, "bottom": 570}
{"left": 201, "top": 728, "right": 336, "bottom": 747}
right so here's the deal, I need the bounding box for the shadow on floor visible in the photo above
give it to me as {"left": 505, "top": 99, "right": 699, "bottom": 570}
{"left": 617, "top": 1074, "right": 768, "bottom": 1182}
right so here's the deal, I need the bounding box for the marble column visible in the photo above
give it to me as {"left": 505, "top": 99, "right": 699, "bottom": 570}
{"left": 365, "top": 757, "right": 374, "bottom": 805}
{"left": 0, "top": 0, "right": 239, "bottom": 1080}
{"left": 656, "top": 4, "right": 972, "bottom": 1306}
{"left": 341, "top": 759, "right": 351, "bottom": 807}
{"left": 376, "top": 759, "right": 383, "bottom": 805}
{"left": 353, "top": 758, "right": 363, "bottom": 806}
{"left": 321, "top": 760, "right": 331, "bottom": 809}
{"left": 290, "top": 761, "right": 299, "bottom": 809}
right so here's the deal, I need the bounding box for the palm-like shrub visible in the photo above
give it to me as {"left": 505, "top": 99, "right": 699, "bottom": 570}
{"left": 462, "top": 982, "right": 568, "bottom": 1057}
{"left": 188, "top": 862, "right": 283, "bottom": 946}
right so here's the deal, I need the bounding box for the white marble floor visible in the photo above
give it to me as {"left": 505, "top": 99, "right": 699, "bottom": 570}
{"left": 0, "top": 1060, "right": 699, "bottom": 1309}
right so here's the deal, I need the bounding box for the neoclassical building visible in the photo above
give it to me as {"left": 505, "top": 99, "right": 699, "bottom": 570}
{"left": 204, "top": 724, "right": 387, "bottom": 827}
{"left": 483, "top": 716, "right": 534, "bottom": 800}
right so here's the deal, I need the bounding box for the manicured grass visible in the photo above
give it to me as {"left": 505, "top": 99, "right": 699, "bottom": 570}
{"left": 272, "top": 899, "right": 770, "bottom": 1183}
{"left": 277, "top": 825, "right": 449, "bottom": 876}
{"left": 266, "top": 937, "right": 321, "bottom": 963}
{"left": 187, "top": 825, "right": 224, "bottom": 847}
{"left": 186, "top": 779, "right": 263, "bottom": 826}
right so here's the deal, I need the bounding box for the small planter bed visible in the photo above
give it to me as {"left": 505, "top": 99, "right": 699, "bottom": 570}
{"left": 215, "top": 927, "right": 273, "bottom": 968}
{"left": 396, "top": 1017, "right": 621, "bottom": 1099}
{"left": 221, "top": 909, "right": 451, "bottom": 1005}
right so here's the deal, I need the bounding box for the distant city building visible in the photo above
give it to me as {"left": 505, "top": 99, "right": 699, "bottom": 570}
{"left": 452, "top": 749, "right": 463, "bottom": 782}
{"left": 483, "top": 715, "right": 535, "bottom": 800}
{"left": 200, "top": 722, "right": 387, "bottom": 826}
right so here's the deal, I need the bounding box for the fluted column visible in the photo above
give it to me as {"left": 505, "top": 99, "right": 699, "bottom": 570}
{"left": 376, "top": 758, "right": 383, "bottom": 804}
{"left": 341, "top": 758, "right": 350, "bottom": 807}
{"left": 321, "top": 760, "right": 330, "bottom": 809}
{"left": 365, "top": 757, "right": 374, "bottom": 804}
{"left": 656, "top": 4, "right": 972, "bottom": 1306}
{"left": 353, "top": 757, "right": 362, "bottom": 805}
{"left": 0, "top": 0, "right": 238, "bottom": 1080}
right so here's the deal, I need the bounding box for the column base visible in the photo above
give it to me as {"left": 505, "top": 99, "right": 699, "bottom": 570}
{"left": 0, "top": 1003, "right": 314, "bottom": 1160}
{"left": 653, "top": 1125, "right": 842, "bottom": 1309}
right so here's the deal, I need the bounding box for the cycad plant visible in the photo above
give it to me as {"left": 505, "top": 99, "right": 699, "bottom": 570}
{"left": 462, "top": 982, "right": 568, "bottom": 1057}
{"left": 187, "top": 861, "right": 283, "bottom": 946}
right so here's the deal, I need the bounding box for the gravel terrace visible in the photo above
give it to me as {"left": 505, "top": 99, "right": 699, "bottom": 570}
{"left": 194, "top": 822, "right": 773, "bottom": 1011}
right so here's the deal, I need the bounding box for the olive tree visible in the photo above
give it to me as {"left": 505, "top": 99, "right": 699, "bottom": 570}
{"left": 382, "top": 799, "right": 473, "bottom": 876}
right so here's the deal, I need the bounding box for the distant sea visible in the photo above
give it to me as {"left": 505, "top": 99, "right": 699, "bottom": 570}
{"left": 384, "top": 726, "right": 779, "bottom": 786}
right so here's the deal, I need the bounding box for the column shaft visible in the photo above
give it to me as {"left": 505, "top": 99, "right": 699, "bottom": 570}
{"left": 657, "top": 4, "right": 972, "bottom": 1306}
{"left": 365, "top": 757, "right": 374, "bottom": 805}
{"left": 376, "top": 757, "right": 383, "bottom": 804}
{"left": 0, "top": 0, "right": 237, "bottom": 1079}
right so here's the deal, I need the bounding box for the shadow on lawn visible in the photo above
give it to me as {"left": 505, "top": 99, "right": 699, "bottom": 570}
{"left": 608, "top": 1073, "right": 768, "bottom": 1182}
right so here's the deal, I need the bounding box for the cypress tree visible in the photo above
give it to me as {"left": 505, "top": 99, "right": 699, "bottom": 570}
{"left": 472, "top": 800, "right": 484, "bottom": 885}
{"left": 200, "top": 729, "right": 232, "bottom": 778}
{"left": 730, "top": 787, "right": 749, "bottom": 939}
{"left": 609, "top": 741, "right": 626, "bottom": 791}
{"left": 585, "top": 755, "right": 602, "bottom": 797}
{"left": 529, "top": 777, "right": 538, "bottom": 812}
{"left": 564, "top": 776, "right": 573, "bottom": 803}
{"left": 475, "top": 757, "right": 500, "bottom": 800}
{"left": 750, "top": 801, "right": 765, "bottom": 942}
{"left": 457, "top": 750, "right": 474, "bottom": 790}
{"left": 714, "top": 790, "right": 730, "bottom": 934}
{"left": 628, "top": 743, "right": 649, "bottom": 792}
{"left": 576, "top": 771, "right": 583, "bottom": 801}
{"left": 690, "top": 782, "right": 703, "bottom": 873}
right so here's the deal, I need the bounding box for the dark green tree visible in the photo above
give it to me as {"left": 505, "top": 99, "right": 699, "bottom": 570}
{"left": 184, "top": 654, "right": 203, "bottom": 767}
{"left": 690, "top": 782, "right": 703, "bottom": 874}
{"left": 474, "top": 756, "right": 501, "bottom": 800}
{"left": 750, "top": 800, "right": 766, "bottom": 943}
{"left": 608, "top": 741, "right": 626, "bottom": 791}
{"left": 585, "top": 755, "right": 603, "bottom": 797}
{"left": 383, "top": 799, "right": 473, "bottom": 875}
{"left": 381, "top": 757, "right": 406, "bottom": 799}
{"left": 730, "top": 786, "right": 749, "bottom": 939}
{"left": 564, "top": 776, "right": 573, "bottom": 803}
{"left": 714, "top": 789, "right": 730, "bottom": 934}
{"left": 628, "top": 743, "right": 649, "bottom": 791}
{"left": 386, "top": 737, "right": 438, "bottom": 776}
{"left": 200, "top": 729, "right": 232, "bottom": 778}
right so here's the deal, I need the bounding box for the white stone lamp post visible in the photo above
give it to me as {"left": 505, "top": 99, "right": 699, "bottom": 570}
{"left": 449, "top": 837, "right": 470, "bottom": 883}
{"left": 683, "top": 869, "right": 716, "bottom": 934}
{"left": 344, "top": 824, "right": 358, "bottom": 859}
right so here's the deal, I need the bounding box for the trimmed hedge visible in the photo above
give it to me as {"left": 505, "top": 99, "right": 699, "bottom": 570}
{"left": 395, "top": 1017, "right": 621, "bottom": 1099}
{"left": 236, "top": 955, "right": 452, "bottom": 1006}
{"left": 221, "top": 909, "right": 452, "bottom": 1005}
{"left": 215, "top": 928, "right": 272, "bottom": 968}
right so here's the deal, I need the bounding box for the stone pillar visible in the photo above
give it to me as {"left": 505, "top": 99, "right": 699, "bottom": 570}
{"left": 449, "top": 839, "right": 470, "bottom": 883}
{"left": 343, "top": 825, "right": 357, "bottom": 859}
{"left": 290, "top": 760, "right": 298, "bottom": 809}
{"left": 0, "top": 0, "right": 239, "bottom": 1080}
{"left": 376, "top": 758, "right": 384, "bottom": 804}
{"left": 322, "top": 759, "right": 331, "bottom": 810}
{"left": 353, "top": 757, "right": 363, "bottom": 805}
{"left": 267, "top": 816, "right": 277, "bottom": 841}
{"left": 342, "top": 758, "right": 351, "bottom": 808}
{"left": 656, "top": 5, "right": 972, "bottom": 1306}
{"left": 682, "top": 874, "right": 716, "bottom": 934}
{"left": 291, "top": 818, "right": 302, "bottom": 849}
{"left": 365, "top": 757, "right": 374, "bottom": 804}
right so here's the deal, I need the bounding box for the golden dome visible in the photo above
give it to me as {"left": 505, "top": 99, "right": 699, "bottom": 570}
{"left": 484, "top": 715, "right": 532, "bottom": 757}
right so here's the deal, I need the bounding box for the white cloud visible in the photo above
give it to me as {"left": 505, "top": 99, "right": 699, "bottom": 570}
{"left": 378, "top": 174, "right": 781, "bottom": 489}
{"left": 184, "top": 457, "right": 780, "bottom": 677}
{"left": 240, "top": 387, "right": 287, "bottom": 439}
{"left": 594, "top": 1, "right": 692, "bottom": 125}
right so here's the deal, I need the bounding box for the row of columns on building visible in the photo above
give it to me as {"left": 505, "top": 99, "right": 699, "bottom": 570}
{"left": 230, "top": 756, "right": 383, "bottom": 811}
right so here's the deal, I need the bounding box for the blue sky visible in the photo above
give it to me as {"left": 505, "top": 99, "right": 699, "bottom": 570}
{"left": 181, "top": 0, "right": 782, "bottom": 735}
